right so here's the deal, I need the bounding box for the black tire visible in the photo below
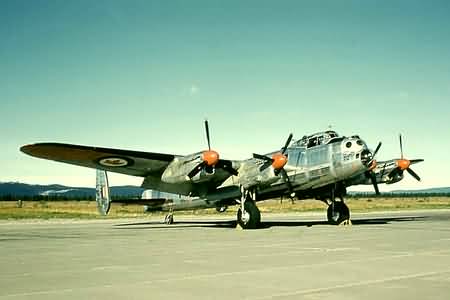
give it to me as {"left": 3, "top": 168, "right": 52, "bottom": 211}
{"left": 327, "top": 201, "right": 350, "bottom": 225}
{"left": 237, "top": 200, "right": 261, "bottom": 229}
{"left": 164, "top": 214, "right": 174, "bottom": 225}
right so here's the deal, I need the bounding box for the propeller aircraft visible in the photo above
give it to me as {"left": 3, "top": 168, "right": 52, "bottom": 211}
{"left": 20, "top": 121, "right": 424, "bottom": 229}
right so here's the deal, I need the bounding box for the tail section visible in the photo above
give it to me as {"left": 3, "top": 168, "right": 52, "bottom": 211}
{"left": 96, "top": 170, "right": 111, "bottom": 215}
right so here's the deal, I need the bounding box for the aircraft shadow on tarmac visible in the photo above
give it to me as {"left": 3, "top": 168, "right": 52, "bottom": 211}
{"left": 113, "top": 216, "right": 427, "bottom": 230}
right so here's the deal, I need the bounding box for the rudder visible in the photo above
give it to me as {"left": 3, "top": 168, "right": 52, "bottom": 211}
{"left": 96, "top": 169, "right": 111, "bottom": 215}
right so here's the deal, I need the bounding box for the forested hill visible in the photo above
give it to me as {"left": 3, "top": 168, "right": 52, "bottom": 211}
{"left": 0, "top": 182, "right": 144, "bottom": 198}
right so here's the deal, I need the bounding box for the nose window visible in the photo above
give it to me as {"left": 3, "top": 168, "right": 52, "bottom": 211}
{"left": 346, "top": 142, "right": 352, "bottom": 148}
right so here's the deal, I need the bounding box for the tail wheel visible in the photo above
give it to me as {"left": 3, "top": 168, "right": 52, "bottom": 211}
{"left": 237, "top": 200, "right": 261, "bottom": 229}
{"left": 327, "top": 201, "right": 350, "bottom": 225}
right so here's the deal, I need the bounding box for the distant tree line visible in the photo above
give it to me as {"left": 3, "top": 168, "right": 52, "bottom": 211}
{"left": 347, "top": 192, "right": 450, "bottom": 198}
{"left": 0, "top": 195, "right": 141, "bottom": 201}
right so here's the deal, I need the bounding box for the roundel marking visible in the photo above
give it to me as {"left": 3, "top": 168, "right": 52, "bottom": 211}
{"left": 97, "top": 157, "right": 132, "bottom": 167}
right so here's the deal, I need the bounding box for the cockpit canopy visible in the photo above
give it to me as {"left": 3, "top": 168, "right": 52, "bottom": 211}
{"left": 292, "top": 131, "right": 342, "bottom": 148}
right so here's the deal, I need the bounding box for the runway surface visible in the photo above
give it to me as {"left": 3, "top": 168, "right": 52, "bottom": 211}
{"left": 1, "top": 209, "right": 450, "bottom": 299}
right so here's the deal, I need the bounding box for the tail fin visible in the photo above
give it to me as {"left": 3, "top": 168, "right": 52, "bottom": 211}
{"left": 96, "top": 170, "right": 111, "bottom": 215}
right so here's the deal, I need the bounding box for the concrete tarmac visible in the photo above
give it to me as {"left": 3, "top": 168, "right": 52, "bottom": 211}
{"left": 1, "top": 210, "right": 450, "bottom": 299}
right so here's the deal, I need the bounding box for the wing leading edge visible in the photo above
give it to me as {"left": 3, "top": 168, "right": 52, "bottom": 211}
{"left": 20, "top": 143, "right": 177, "bottom": 177}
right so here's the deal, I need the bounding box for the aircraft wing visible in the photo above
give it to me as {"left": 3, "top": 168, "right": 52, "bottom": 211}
{"left": 20, "top": 143, "right": 178, "bottom": 177}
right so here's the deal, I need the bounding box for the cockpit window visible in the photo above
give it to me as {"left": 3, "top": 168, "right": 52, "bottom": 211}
{"left": 328, "top": 137, "right": 344, "bottom": 144}
{"left": 307, "top": 138, "right": 319, "bottom": 148}
{"left": 292, "top": 131, "right": 340, "bottom": 148}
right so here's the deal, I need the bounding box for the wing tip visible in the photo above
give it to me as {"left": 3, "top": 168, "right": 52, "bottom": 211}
{"left": 20, "top": 144, "right": 34, "bottom": 155}
{"left": 19, "top": 143, "right": 58, "bottom": 157}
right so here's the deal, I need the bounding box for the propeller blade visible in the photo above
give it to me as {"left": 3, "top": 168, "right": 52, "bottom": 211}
{"left": 406, "top": 167, "right": 421, "bottom": 181}
{"left": 187, "top": 162, "right": 205, "bottom": 179}
{"left": 409, "top": 159, "right": 424, "bottom": 164}
{"left": 216, "top": 160, "right": 239, "bottom": 176}
{"left": 253, "top": 153, "right": 272, "bottom": 161}
{"left": 281, "top": 133, "right": 293, "bottom": 154}
{"left": 372, "top": 142, "right": 382, "bottom": 158}
{"left": 379, "top": 162, "right": 387, "bottom": 179}
{"left": 204, "top": 120, "right": 211, "bottom": 150}
{"left": 259, "top": 160, "right": 273, "bottom": 172}
{"left": 254, "top": 134, "right": 291, "bottom": 174}
{"left": 279, "top": 168, "right": 295, "bottom": 198}
{"left": 370, "top": 172, "right": 380, "bottom": 195}
{"left": 253, "top": 153, "right": 274, "bottom": 171}
{"left": 365, "top": 171, "right": 380, "bottom": 195}
{"left": 399, "top": 134, "right": 403, "bottom": 159}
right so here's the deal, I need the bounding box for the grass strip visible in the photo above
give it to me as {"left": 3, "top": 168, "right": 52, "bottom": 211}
{"left": 1, "top": 197, "right": 449, "bottom": 220}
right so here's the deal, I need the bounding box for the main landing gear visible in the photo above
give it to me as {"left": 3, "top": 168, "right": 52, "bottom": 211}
{"left": 164, "top": 204, "right": 174, "bottom": 225}
{"left": 237, "top": 187, "right": 261, "bottom": 229}
{"left": 327, "top": 201, "right": 350, "bottom": 225}
{"left": 164, "top": 213, "right": 174, "bottom": 225}
{"left": 326, "top": 185, "right": 350, "bottom": 225}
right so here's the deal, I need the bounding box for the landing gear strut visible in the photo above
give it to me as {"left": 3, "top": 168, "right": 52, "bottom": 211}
{"left": 237, "top": 187, "right": 261, "bottom": 229}
{"left": 326, "top": 185, "right": 350, "bottom": 225}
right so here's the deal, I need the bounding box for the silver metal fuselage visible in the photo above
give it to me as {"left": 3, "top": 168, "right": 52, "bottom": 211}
{"left": 284, "top": 136, "right": 370, "bottom": 190}
{"left": 143, "top": 132, "right": 373, "bottom": 207}
{"left": 230, "top": 134, "right": 371, "bottom": 199}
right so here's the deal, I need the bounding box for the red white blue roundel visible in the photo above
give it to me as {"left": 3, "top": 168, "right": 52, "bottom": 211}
{"left": 98, "top": 157, "right": 131, "bottom": 167}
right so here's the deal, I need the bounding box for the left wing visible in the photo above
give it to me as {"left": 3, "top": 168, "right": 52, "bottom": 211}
{"left": 21, "top": 143, "right": 178, "bottom": 177}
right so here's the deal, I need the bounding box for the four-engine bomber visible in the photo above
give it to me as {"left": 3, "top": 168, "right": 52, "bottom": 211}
{"left": 21, "top": 121, "right": 423, "bottom": 229}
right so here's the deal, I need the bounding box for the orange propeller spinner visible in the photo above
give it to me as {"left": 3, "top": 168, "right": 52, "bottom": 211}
{"left": 253, "top": 133, "right": 295, "bottom": 198}
{"left": 187, "top": 120, "right": 237, "bottom": 179}
{"left": 388, "top": 134, "right": 424, "bottom": 181}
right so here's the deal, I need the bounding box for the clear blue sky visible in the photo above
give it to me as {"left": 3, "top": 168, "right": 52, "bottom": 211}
{"left": 1, "top": 0, "right": 449, "bottom": 191}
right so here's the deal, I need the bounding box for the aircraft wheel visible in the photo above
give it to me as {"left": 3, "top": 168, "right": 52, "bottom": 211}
{"left": 237, "top": 200, "right": 261, "bottom": 229}
{"left": 327, "top": 201, "right": 350, "bottom": 225}
{"left": 164, "top": 214, "right": 174, "bottom": 225}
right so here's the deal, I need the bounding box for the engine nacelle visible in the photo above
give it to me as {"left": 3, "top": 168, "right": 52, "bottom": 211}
{"left": 161, "top": 154, "right": 218, "bottom": 184}
{"left": 385, "top": 172, "right": 404, "bottom": 184}
{"left": 162, "top": 155, "right": 197, "bottom": 183}
{"left": 238, "top": 160, "right": 280, "bottom": 190}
